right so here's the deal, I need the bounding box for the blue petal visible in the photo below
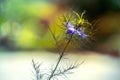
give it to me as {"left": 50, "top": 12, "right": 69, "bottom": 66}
{"left": 67, "top": 27, "right": 76, "bottom": 34}
{"left": 67, "top": 22, "right": 75, "bottom": 28}
{"left": 77, "top": 29, "right": 87, "bottom": 38}
{"left": 66, "top": 22, "right": 76, "bottom": 34}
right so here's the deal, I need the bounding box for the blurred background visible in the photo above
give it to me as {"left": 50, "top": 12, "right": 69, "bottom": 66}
{"left": 0, "top": 0, "right": 120, "bottom": 80}
{"left": 0, "top": 0, "right": 120, "bottom": 53}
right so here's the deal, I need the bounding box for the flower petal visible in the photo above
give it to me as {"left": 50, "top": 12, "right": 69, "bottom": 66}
{"left": 65, "top": 22, "right": 76, "bottom": 34}
{"left": 77, "top": 28, "right": 87, "bottom": 38}
{"left": 67, "top": 27, "right": 76, "bottom": 34}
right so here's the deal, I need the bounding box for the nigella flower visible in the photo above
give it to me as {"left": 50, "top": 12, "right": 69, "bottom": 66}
{"left": 65, "top": 22, "right": 87, "bottom": 39}
{"left": 66, "top": 22, "right": 76, "bottom": 35}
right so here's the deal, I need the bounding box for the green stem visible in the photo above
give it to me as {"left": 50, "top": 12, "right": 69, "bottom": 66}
{"left": 48, "top": 35, "right": 73, "bottom": 80}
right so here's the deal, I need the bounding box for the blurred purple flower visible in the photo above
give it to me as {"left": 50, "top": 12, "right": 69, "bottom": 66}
{"left": 66, "top": 22, "right": 76, "bottom": 34}
{"left": 65, "top": 22, "right": 87, "bottom": 39}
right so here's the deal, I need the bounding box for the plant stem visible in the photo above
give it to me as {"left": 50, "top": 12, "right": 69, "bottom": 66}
{"left": 48, "top": 35, "right": 73, "bottom": 80}
{"left": 48, "top": 27, "right": 61, "bottom": 54}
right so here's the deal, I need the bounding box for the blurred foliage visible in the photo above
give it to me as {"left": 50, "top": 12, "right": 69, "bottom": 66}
{"left": 0, "top": 0, "right": 120, "bottom": 53}
{"left": 0, "top": 0, "right": 56, "bottom": 50}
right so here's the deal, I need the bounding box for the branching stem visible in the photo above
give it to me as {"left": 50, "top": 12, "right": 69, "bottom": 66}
{"left": 48, "top": 34, "right": 73, "bottom": 80}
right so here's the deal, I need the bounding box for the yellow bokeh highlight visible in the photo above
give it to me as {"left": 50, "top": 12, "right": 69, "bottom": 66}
{"left": 16, "top": 27, "right": 36, "bottom": 49}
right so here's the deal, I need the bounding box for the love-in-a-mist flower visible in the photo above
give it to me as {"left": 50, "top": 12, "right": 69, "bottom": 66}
{"left": 63, "top": 11, "right": 93, "bottom": 41}
{"left": 65, "top": 21, "right": 88, "bottom": 39}
{"left": 65, "top": 22, "right": 76, "bottom": 35}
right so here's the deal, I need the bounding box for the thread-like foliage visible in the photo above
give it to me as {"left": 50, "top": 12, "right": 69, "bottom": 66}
{"left": 32, "top": 10, "right": 92, "bottom": 80}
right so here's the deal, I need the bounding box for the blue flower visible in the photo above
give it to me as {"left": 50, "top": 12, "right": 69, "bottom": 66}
{"left": 66, "top": 22, "right": 76, "bottom": 34}
{"left": 65, "top": 22, "right": 87, "bottom": 39}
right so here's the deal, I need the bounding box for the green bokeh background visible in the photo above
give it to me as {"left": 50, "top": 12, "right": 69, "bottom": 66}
{"left": 0, "top": 0, "right": 120, "bottom": 52}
